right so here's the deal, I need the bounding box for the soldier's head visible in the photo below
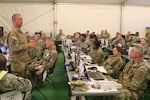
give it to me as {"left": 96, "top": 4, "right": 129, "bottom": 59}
{"left": 80, "top": 34, "right": 86, "bottom": 42}
{"left": 34, "top": 34, "right": 41, "bottom": 42}
{"left": 92, "top": 40, "right": 100, "bottom": 50}
{"left": 113, "top": 46, "right": 122, "bottom": 56}
{"left": 130, "top": 45, "right": 143, "bottom": 61}
{"left": 3, "top": 31, "right": 8, "bottom": 38}
{"left": 12, "top": 13, "right": 23, "bottom": 29}
{"left": 41, "top": 32, "right": 47, "bottom": 40}
{"left": 140, "top": 38, "right": 147, "bottom": 46}
{"left": 46, "top": 39, "right": 54, "bottom": 49}
{"left": 0, "top": 54, "right": 6, "bottom": 70}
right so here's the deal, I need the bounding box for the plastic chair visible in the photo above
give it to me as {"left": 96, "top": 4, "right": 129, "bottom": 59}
{"left": 0, "top": 90, "right": 22, "bottom": 100}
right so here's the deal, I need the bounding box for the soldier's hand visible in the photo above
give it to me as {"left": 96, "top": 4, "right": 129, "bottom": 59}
{"left": 34, "top": 64, "right": 40, "bottom": 67}
{"left": 35, "top": 65, "right": 44, "bottom": 71}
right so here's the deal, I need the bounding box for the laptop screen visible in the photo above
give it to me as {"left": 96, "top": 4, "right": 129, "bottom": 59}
{"left": 0, "top": 46, "right": 7, "bottom": 54}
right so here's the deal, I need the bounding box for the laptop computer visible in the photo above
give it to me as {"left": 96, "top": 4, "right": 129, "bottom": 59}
{"left": 86, "top": 71, "right": 104, "bottom": 80}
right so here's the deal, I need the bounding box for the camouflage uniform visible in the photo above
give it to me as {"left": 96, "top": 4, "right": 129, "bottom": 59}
{"left": 114, "top": 60, "right": 150, "bottom": 100}
{"left": 78, "top": 40, "right": 92, "bottom": 54}
{"left": 102, "top": 55, "right": 124, "bottom": 77}
{"left": 7, "top": 27, "right": 31, "bottom": 77}
{"left": 55, "top": 33, "right": 65, "bottom": 40}
{"left": 145, "top": 33, "right": 150, "bottom": 46}
{"left": 37, "top": 39, "right": 46, "bottom": 51}
{"left": 111, "top": 38, "right": 126, "bottom": 47}
{"left": 28, "top": 45, "right": 43, "bottom": 62}
{"left": 125, "top": 34, "right": 133, "bottom": 47}
{"left": 38, "top": 48, "right": 58, "bottom": 73}
{"left": 98, "top": 33, "right": 110, "bottom": 39}
{"left": 142, "top": 44, "right": 149, "bottom": 55}
{"left": 0, "top": 36, "right": 7, "bottom": 46}
{"left": 90, "top": 47, "right": 105, "bottom": 65}
{"left": 0, "top": 70, "right": 32, "bottom": 100}
{"left": 132, "top": 35, "right": 140, "bottom": 44}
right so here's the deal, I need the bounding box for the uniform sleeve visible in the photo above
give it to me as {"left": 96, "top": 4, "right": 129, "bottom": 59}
{"left": 8, "top": 74, "right": 32, "bottom": 92}
{"left": 127, "top": 67, "right": 147, "bottom": 90}
{"left": 8, "top": 32, "right": 28, "bottom": 52}
{"left": 45, "top": 51, "right": 58, "bottom": 69}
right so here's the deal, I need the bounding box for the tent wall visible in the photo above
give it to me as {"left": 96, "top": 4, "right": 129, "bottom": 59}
{"left": 0, "top": 3, "right": 54, "bottom": 36}
{"left": 56, "top": 4, "right": 121, "bottom": 38}
{"left": 0, "top": 3, "right": 150, "bottom": 38}
{"left": 122, "top": 5, "right": 150, "bottom": 38}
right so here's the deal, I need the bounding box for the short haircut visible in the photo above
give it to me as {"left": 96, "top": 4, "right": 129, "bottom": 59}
{"left": 133, "top": 45, "right": 143, "bottom": 57}
{"left": 0, "top": 54, "right": 6, "bottom": 70}
{"left": 80, "top": 34, "right": 86, "bottom": 38}
{"left": 12, "top": 13, "right": 21, "bottom": 21}
{"left": 141, "top": 38, "right": 148, "bottom": 42}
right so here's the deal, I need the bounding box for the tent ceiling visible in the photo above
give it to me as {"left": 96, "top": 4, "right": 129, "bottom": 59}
{"left": 55, "top": 0, "right": 123, "bottom": 4}
{"left": 0, "top": 0, "right": 150, "bottom": 6}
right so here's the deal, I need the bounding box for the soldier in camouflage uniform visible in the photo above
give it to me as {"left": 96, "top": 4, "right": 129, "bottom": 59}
{"left": 140, "top": 38, "right": 149, "bottom": 55}
{"left": 89, "top": 40, "right": 105, "bottom": 65}
{"left": 98, "top": 30, "right": 110, "bottom": 39}
{"left": 37, "top": 39, "right": 58, "bottom": 73}
{"left": 145, "top": 32, "right": 150, "bottom": 46}
{"left": 7, "top": 14, "right": 36, "bottom": 77}
{"left": 102, "top": 46, "right": 124, "bottom": 78}
{"left": 0, "top": 31, "right": 8, "bottom": 46}
{"left": 55, "top": 29, "right": 66, "bottom": 40}
{"left": 76, "top": 34, "right": 92, "bottom": 54}
{"left": 28, "top": 38, "right": 43, "bottom": 62}
{"left": 111, "top": 34, "right": 126, "bottom": 47}
{"left": 125, "top": 31, "right": 133, "bottom": 47}
{"left": 114, "top": 45, "right": 150, "bottom": 100}
{"left": 0, "top": 54, "right": 32, "bottom": 100}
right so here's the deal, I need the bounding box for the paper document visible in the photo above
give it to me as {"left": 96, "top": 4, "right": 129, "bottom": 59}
{"left": 96, "top": 66, "right": 107, "bottom": 74}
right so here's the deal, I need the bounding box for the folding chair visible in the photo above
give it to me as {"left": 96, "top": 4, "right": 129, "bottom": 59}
{"left": 44, "top": 60, "right": 58, "bottom": 89}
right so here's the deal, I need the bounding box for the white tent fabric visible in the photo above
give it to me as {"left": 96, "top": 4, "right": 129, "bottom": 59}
{"left": 0, "top": 3, "right": 54, "bottom": 36}
{"left": 57, "top": 4, "right": 121, "bottom": 37}
{"left": 0, "top": 0, "right": 150, "bottom": 37}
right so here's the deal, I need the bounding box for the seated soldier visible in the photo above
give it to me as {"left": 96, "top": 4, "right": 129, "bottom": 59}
{"left": 140, "top": 38, "right": 149, "bottom": 55}
{"left": 89, "top": 40, "right": 104, "bottom": 65}
{"left": 0, "top": 54, "right": 32, "bottom": 100}
{"left": 111, "top": 34, "right": 126, "bottom": 47}
{"left": 37, "top": 39, "right": 58, "bottom": 73}
{"left": 102, "top": 46, "right": 124, "bottom": 78}
{"left": 76, "top": 34, "right": 92, "bottom": 54}
{"left": 28, "top": 38, "right": 43, "bottom": 62}
{"left": 113, "top": 45, "right": 150, "bottom": 100}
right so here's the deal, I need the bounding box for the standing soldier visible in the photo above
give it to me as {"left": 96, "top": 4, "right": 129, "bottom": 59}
{"left": 7, "top": 13, "right": 36, "bottom": 77}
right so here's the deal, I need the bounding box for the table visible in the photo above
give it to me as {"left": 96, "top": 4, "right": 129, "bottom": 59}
{"left": 64, "top": 51, "right": 121, "bottom": 100}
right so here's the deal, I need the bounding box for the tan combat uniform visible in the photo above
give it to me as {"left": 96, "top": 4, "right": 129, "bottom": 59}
{"left": 114, "top": 60, "right": 150, "bottom": 100}
{"left": 7, "top": 27, "right": 31, "bottom": 77}
{"left": 103, "top": 55, "right": 124, "bottom": 77}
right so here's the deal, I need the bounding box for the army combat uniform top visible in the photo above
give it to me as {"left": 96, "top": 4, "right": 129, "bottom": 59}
{"left": 38, "top": 48, "right": 58, "bottom": 73}
{"left": 0, "top": 70, "right": 32, "bottom": 100}
{"left": 115, "top": 60, "right": 150, "bottom": 100}
{"left": 7, "top": 27, "right": 31, "bottom": 77}
{"left": 90, "top": 47, "right": 105, "bottom": 65}
{"left": 102, "top": 55, "right": 124, "bottom": 77}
